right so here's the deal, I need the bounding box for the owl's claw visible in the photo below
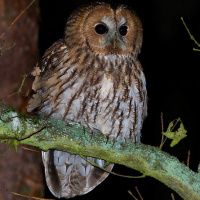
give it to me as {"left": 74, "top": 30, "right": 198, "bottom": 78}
{"left": 111, "top": 139, "right": 116, "bottom": 148}
{"left": 90, "top": 131, "right": 94, "bottom": 139}
{"left": 83, "top": 121, "right": 94, "bottom": 139}
{"left": 106, "top": 135, "right": 116, "bottom": 147}
{"left": 106, "top": 135, "right": 109, "bottom": 144}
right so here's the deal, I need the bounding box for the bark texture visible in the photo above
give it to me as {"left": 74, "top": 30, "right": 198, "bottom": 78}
{"left": 0, "top": 1, "right": 44, "bottom": 199}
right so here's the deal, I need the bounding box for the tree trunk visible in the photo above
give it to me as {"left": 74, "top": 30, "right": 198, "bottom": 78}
{"left": 0, "top": 0, "right": 44, "bottom": 199}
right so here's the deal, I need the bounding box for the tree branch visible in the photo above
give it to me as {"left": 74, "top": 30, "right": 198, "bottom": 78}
{"left": 0, "top": 101, "right": 199, "bottom": 200}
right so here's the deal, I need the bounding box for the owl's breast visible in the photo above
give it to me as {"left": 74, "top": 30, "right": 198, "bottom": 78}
{"left": 58, "top": 74, "right": 144, "bottom": 142}
{"left": 37, "top": 61, "right": 146, "bottom": 142}
{"left": 91, "top": 75, "right": 145, "bottom": 142}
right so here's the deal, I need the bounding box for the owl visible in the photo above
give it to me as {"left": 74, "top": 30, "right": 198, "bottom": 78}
{"left": 27, "top": 2, "right": 147, "bottom": 199}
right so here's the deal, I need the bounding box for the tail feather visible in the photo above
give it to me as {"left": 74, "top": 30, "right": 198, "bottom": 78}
{"left": 42, "top": 150, "right": 113, "bottom": 198}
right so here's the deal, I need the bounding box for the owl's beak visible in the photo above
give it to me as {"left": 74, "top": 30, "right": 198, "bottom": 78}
{"left": 112, "top": 33, "right": 117, "bottom": 49}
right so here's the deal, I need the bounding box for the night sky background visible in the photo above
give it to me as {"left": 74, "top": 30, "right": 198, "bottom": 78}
{"left": 38, "top": 0, "right": 200, "bottom": 199}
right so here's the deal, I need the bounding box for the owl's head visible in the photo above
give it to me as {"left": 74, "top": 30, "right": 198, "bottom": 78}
{"left": 65, "top": 2, "right": 142, "bottom": 57}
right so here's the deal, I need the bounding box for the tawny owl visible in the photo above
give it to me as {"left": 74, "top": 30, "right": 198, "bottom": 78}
{"left": 27, "top": 2, "right": 147, "bottom": 199}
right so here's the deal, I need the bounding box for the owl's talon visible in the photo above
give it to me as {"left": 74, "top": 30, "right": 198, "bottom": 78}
{"left": 90, "top": 131, "right": 94, "bottom": 139}
{"left": 83, "top": 126, "right": 86, "bottom": 135}
{"left": 106, "top": 135, "right": 109, "bottom": 144}
{"left": 111, "top": 139, "right": 116, "bottom": 148}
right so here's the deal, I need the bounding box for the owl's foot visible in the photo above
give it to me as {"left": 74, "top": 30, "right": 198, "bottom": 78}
{"left": 90, "top": 131, "right": 94, "bottom": 139}
{"left": 106, "top": 135, "right": 109, "bottom": 144}
{"left": 105, "top": 135, "right": 116, "bottom": 148}
{"left": 82, "top": 122, "right": 95, "bottom": 140}
{"left": 83, "top": 126, "right": 86, "bottom": 135}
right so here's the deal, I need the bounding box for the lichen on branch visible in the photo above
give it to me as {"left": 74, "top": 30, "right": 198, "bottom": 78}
{"left": 0, "top": 101, "right": 200, "bottom": 200}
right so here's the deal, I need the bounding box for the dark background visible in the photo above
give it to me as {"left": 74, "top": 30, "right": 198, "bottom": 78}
{"left": 38, "top": 0, "right": 200, "bottom": 199}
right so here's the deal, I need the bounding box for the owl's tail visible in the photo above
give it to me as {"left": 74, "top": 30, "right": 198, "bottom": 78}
{"left": 42, "top": 150, "right": 113, "bottom": 198}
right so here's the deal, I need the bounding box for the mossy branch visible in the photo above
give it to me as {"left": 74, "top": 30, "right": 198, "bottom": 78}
{"left": 0, "top": 101, "right": 200, "bottom": 200}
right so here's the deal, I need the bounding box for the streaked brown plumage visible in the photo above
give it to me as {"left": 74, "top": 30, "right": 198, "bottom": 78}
{"left": 28, "top": 2, "right": 147, "bottom": 199}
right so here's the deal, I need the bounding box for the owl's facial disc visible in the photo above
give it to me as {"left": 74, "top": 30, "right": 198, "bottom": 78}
{"left": 64, "top": 4, "right": 142, "bottom": 57}
{"left": 82, "top": 5, "right": 143, "bottom": 56}
{"left": 95, "top": 16, "right": 129, "bottom": 52}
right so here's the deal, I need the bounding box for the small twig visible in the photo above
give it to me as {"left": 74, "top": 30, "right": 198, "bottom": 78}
{"left": 0, "top": 72, "right": 32, "bottom": 101}
{"left": 12, "top": 191, "right": 55, "bottom": 200}
{"left": 6, "top": 74, "right": 28, "bottom": 99}
{"left": 0, "top": 115, "right": 19, "bottom": 123}
{"left": 159, "top": 112, "right": 165, "bottom": 149}
{"left": 0, "top": 144, "right": 13, "bottom": 157}
{"left": 181, "top": 17, "right": 200, "bottom": 50}
{"left": 171, "top": 193, "right": 175, "bottom": 200}
{"left": 135, "top": 186, "right": 143, "bottom": 200}
{"left": 0, "top": 42, "right": 15, "bottom": 56}
{"left": 20, "top": 145, "right": 40, "bottom": 153}
{"left": 0, "top": 184, "right": 54, "bottom": 200}
{"left": 80, "top": 155, "right": 145, "bottom": 179}
{"left": 128, "top": 190, "right": 138, "bottom": 200}
{"left": 187, "top": 150, "right": 190, "bottom": 167}
{"left": 0, "top": 0, "right": 36, "bottom": 39}
{"left": 17, "top": 126, "right": 46, "bottom": 141}
{"left": 161, "top": 112, "right": 164, "bottom": 132}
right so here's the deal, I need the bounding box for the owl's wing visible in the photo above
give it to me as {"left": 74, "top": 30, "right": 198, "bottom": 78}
{"left": 42, "top": 150, "right": 114, "bottom": 198}
{"left": 27, "top": 39, "right": 68, "bottom": 113}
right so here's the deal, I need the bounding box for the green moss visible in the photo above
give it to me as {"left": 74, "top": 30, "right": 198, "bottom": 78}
{"left": 0, "top": 101, "right": 200, "bottom": 199}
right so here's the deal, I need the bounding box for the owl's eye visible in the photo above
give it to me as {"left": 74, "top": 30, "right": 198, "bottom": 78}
{"left": 95, "top": 24, "right": 108, "bottom": 35}
{"left": 119, "top": 25, "right": 128, "bottom": 36}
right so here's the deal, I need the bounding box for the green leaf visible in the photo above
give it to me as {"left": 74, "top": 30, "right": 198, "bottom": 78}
{"left": 162, "top": 118, "right": 187, "bottom": 147}
{"left": 12, "top": 139, "right": 19, "bottom": 152}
